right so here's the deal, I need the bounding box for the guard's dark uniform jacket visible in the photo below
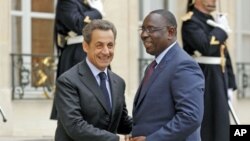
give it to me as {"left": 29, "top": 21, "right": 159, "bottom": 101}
{"left": 51, "top": 0, "right": 102, "bottom": 120}
{"left": 181, "top": 8, "right": 237, "bottom": 141}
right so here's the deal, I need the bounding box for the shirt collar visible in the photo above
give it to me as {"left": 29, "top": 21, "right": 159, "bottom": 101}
{"left": 155, "top": 41, "right": 177, "bottom": 64}
{"left": 86, "top": 58, "right": 108, "bottom": 79}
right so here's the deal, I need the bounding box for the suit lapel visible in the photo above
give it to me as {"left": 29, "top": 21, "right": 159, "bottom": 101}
{"left": 107, "top": 70, "right": 120, "bottom": 126}
{"left": 108, "top": 71, "right": 118, "bottom": 114}
{"left": 133, "top": 80, "right": 143, "bottom": 111}
{"left": 134, "top": 44, "right": 179, "bottom": 111}
{"left": 134, "top": 66, "right": 164, "bottom": 110}
{"left": 78, "top": 61, "right": 111, "bottom": 114}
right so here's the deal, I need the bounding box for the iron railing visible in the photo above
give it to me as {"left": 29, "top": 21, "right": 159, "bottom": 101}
{"left": 138, "top": 59, "right": 250, "bottom": 99}
{"left": 236, "top": 62, "right": 250, "bottom": 99}
{"left": 10, "top": 55, "right": 249, "bottom": 99}
{"left": 10, "top": 53, "right": 58, "bottom": 100}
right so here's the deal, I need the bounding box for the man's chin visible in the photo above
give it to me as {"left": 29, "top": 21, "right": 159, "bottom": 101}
{"left": 146, "top": 50, "right": 154, "bottom": 56}
{"left": 101, "top": 64, "right": 110, "bottom": 69}
{"left": 206, "top": 5, "right": 216, "bottom": 12}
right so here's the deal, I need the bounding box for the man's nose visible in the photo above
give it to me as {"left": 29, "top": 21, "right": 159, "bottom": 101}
{"left": 102, "top": 46, "right": 109, "bottom": 54}
{"left": 141, "top": 30, "right": 149, "bottom": 40}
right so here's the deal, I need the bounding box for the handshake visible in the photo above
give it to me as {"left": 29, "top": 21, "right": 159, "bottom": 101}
{"left": 207, "top": 13, "right": 231, "bottom": 34}
{"left": 87, "top": 0, "right": 105, "bottom": 17}
{"left": 118, "top": 134, "right": 145, "bottom": 141}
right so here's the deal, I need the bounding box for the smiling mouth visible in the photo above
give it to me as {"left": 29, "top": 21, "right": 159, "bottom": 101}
{"left": 206, "top": 4, "right": 216, "bottom": 8}
{"left": 144, "top": 40, "right": 153, "bottom": 46}
{"left": 99, "top": 57, "right": 109, "bottom": 61}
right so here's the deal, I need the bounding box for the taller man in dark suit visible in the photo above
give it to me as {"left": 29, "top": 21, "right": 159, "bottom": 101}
{"left": 131, "top": 9, "right": 205, "bottom": 141}
{"left": 181, "top": 0, "right": 237, "bottom": 141}
{"left": 54, "top": 19, "right": 132, "bottom": 141}
{"left": 51, "top": 0, "right": 104, "bottom": 119}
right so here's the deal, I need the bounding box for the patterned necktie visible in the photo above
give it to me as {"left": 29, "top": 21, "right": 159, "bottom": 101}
{"left": 99, "top": 72, "right": 112, "bottom": 111}
{"left": 142, "top": 60, "right": 157, "bottom": 85}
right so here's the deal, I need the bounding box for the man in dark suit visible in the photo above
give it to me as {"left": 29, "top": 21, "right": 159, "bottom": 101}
{"left": 51, "top": 0, "right": 104, "bottom": 119}
{"left": 181, "top": 0, "right": 237, "bottom": 141}
{"left": 131, "top": 9, "right": 205, "bottom": 141}
{"left": 54, "top": 19, "right": 132, "bottom": 141}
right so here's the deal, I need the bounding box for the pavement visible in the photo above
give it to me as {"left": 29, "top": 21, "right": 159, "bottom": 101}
{"left": 0, "top": 137, "right": 53, "bottom": 141}
{"left": 231, "top": 98, "right": 250, "bottom": 124}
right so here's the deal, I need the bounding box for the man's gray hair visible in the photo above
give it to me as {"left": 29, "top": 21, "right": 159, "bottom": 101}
{"left": 82, "top": 19, "right": 117, "bottom": 44}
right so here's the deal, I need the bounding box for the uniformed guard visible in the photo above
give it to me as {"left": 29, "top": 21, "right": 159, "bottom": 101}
{"left": 181, "top": 0, "right": 237, "bottom": 141}
{"left": 51, "top": 0, "right": 104, "bottom": 120}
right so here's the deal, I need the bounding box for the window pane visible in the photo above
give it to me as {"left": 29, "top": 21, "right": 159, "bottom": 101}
{"left": 32, "top": 18, "right": 54, "bottom": 54}
{"left": 241, "top": 35, "right": 250, "bottom": 62}
{"left": 139, "top": 0, "right": 167, "bottom": 20}
{"left": 12, "top": 0, "right": 22, "bottom": 11}
{"left": 12, "top": 16, "right": 22, "bottom": 53}
{"left": 31, "top": 0, "right": 55, "bottom": 13}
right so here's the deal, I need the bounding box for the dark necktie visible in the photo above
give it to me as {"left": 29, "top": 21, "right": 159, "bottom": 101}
{"left": 142, "top": 60, "right": 157, "bottom": 85}
{"left": 99, "top": 72, "right": 112, "bottom": 111}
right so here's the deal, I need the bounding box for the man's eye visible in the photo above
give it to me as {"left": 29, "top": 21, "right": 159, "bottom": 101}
{"left": 96, "top": 44, "right": 102, "bottom": 48}
{"left": 107, "top": 44, "right": 114, "bottom": 49}
{"left": 147, "top": 27, "right": 155, "bottom": 32}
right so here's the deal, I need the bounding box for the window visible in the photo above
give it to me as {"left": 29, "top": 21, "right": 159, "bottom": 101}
{"left": 11, "top": 0, "right": 57, "bottom": 99}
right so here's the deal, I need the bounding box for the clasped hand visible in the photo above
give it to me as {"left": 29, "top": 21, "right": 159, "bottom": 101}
{"left": 118, "top": 134, "right": 146, "bottom": 141}
{"left": 87, "top": 0, "right": 105, "bottom": 17}
{"left": 206, "top": 13, "right": 231, "bottom": 33}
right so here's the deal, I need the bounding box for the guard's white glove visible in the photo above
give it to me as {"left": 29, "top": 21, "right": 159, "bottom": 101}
{"left": 87, "top": 0, "right": 105, "bottom": 17}
{"left": 216, "top": 13, "right": 231, "bottom": 32}
{"left": 228, "top": 88, "right": 233, "bottom": 101}
{"left": 207, "top": 13, "right": 231, "bottom": 33}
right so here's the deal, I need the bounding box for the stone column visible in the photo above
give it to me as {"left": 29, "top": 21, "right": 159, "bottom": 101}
{"left": 0, "top": 0, "right": 13, "bottom": 136}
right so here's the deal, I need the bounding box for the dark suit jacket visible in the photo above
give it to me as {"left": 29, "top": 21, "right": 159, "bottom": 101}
{"left": 55, "top": 61, "right": 132, "bottom": 141}
{"left": 132, "top": 43, "right": 205, "bottom": 141}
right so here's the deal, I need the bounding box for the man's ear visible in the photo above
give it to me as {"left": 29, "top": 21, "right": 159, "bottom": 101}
{"left": 169, "top": 27, "right": 175, "bottom": 36}
{"left": 167, "top": 27, "right": 176, "bottom": 39}
{"left": 83, "top": 41, "right": 88, "bottom": 53}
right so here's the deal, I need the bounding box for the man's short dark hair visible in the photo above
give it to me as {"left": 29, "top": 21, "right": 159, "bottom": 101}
{"left": 150, "top": 9, "right": 177, "bottom": 28}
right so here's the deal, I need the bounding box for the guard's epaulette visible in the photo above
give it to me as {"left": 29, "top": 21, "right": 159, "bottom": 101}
{"left": 83, "top": 16, "right": 91, "bottom": 23}
{"left": 83, "top": 0, "right": 88, "bottom": 5}
{"left": 181, "top": 11, "right": 194, "bottom": 21}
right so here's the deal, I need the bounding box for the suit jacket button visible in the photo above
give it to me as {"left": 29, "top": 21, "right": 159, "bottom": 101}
{"left": 104, "top": 116, "right": 110, "bottom": 122}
